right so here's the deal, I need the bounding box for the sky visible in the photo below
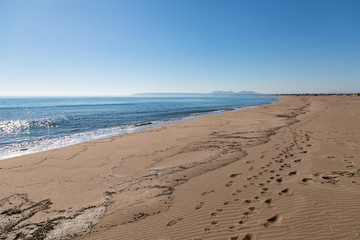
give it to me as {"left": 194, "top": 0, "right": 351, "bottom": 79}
{"left": 0, "top": 0, "right": 359, "bottom": 96}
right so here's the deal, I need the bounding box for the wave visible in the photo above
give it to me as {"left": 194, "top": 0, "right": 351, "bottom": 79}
{"left": 0, "top": 116, "right": 68, "bottom": 135}
{"left": 0, "top": 124, "right": 138, "bottom": 160}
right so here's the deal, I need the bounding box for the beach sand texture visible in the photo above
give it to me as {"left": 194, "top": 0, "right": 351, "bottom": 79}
{"left": 1, "top": 96, "right": 360, "bottom": 239}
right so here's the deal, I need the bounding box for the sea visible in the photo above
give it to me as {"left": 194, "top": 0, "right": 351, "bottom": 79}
{"left": 0, "top": 95, "right": 279, "bottom": 160}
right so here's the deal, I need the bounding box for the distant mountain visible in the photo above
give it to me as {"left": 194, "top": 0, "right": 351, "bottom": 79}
{"left": 132, "top": 91, "right": 259, "bottom": 97}
{"left": 132, "top": 92, "right": 203, "bottom": 97}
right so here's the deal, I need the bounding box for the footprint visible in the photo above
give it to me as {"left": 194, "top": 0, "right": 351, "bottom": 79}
{"left": 322, "top": 175, "right": 338, "bottom": 180}
{"left": 229, "top": 225, "right": 235, "bottom": 229}
{"left": 230, "top": 173, "right": 242, "bottom": 178}
{"left": 211, "top": 220, "right": 218, "bottom": 225}
{"left": 301, "top": 178, "right": 312, "bottom": 183}
{"left": 294, "top": 159, "right": 302, "bottom": 163}
{"left": 279, "top": 188, "right": 291, "bottom": 196}
{"left": 201, "top": 190, "right": 215, "bottom": 196}
{"left": 195, "top": 202, "right": 205, "bottom": 210}
{"left": 264, "top": 214, "right": 282, "bottom": 227}
{"left": 242, "top": 234, "right": 253, "bottom": 240}
{"left": 276, "top": 177, "right": 283, "bottom": 183}
{"left": 226, "top": 181, "right": 233, "bottom": 187}
{"left": 288, "top": 171, "right": 297, "bottom": 176}
{"left": 167, "top": 217, "right": 183, "bottom": 227}
{"left": 167, "top": 220, "right": 178, "bottom": 226}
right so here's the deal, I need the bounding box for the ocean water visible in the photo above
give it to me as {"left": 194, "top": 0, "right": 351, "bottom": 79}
{"left": 0, "top": 95, "right": 279, "bottom": 160}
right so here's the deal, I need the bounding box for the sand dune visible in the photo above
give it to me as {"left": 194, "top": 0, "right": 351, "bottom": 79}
{"left": 1, "top": 96, "right": 359, "bottom": 239}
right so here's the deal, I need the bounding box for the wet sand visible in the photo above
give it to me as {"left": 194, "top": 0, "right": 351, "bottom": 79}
{"left": 1, "top": 95, "right": 360, "bottom": 239}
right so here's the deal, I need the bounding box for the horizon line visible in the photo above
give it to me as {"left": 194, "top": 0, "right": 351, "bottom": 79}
{"left": 0, "top": 92, "right": 359, "bottom": 98}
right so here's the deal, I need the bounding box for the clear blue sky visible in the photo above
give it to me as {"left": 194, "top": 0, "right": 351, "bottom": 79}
{"left": 1, "top": 0, "right": 359, "bottom": 96}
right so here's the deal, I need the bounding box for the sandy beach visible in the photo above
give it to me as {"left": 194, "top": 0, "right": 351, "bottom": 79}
{"left": 1, "top": 95, "right": 360, "bottom": 240}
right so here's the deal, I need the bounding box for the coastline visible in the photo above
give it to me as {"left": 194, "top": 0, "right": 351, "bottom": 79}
{"left": 1, "top": 95, "right": 360, "bottom": 239}
{"left": 0, "top": 96, "right": 279, "bottom": 161}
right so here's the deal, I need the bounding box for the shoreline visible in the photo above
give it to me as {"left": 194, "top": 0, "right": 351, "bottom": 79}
{"left": 0, "top": 97, "right": 280, "bottom": 161}
{"left": 1, "top": 95, "right": 360, "bottom": 239}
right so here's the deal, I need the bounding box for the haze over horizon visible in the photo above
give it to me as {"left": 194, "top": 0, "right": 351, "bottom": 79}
{"left": 1, "top": 0, "right": 359, "bottom": 96}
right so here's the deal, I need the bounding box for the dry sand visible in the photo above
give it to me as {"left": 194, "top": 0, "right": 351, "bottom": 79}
{"left": 1, "top": 95, "right": 360, "bottom": 240}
